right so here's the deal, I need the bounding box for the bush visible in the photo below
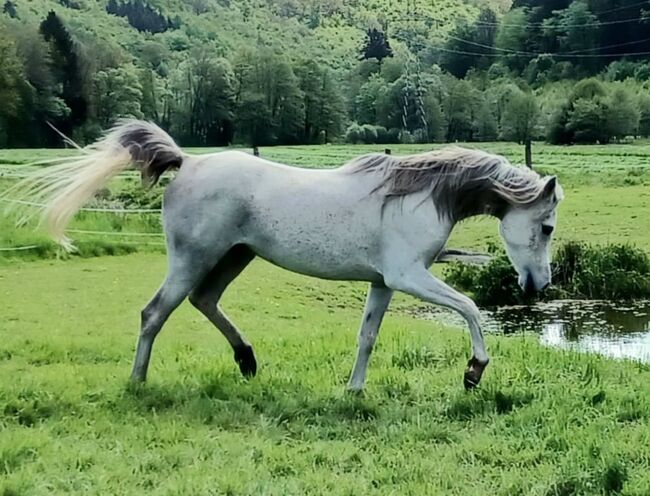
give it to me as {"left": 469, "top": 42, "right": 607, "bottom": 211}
{"left": 553, "top": 242, "right": 650, "bottom": 299}
{"left": 344, "top": 123, "right": 363, "bottom": 144}
{"left": 344, "top": 123, "right": 400, "bottom": 144}
{"left": 444, "top": 242, "right": 650, "bottom": 306}
{"left": 444, "top": 249, "right": 524, "bottom": 307}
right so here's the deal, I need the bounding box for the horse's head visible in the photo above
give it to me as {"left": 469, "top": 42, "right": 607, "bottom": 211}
{"left": 499, "top": 176, "right": 563, "bottom": 296}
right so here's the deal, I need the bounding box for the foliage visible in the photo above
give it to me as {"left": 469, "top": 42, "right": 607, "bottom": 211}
{"left": 445, "top": 242, "right": 650, "bottom": 306}
{"left": 500, "top": 90, "right": 539, "bottom": 143}
{"left": 39, "top": 11, "right": 86, "bottom": 137}
{"left": 547, "top": 79, "right": 641, "bottom": 144}
{"left": 92, "top": 65, "right": 144, "bottom": 128}
{"left": 0, "top": 29, "right": 24, "bottom": 146}
{"left": 106, "top": 0, "right": 176, "bottom": 33}
{"left": 1, "top": 0, "right": 650, "bottom": 148}
{"left": 360, "top": 28, "right": 392, "bottom": 64}
{"left": 3, "top": 0, "right": 17, "bottom": 18}
{"left": 552, "top": 242, "right": 650, "bottom": 300}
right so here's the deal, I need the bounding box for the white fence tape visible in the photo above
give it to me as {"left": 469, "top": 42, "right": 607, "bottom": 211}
{"left": 67, "top": 229, "right": 164, "bottom": 237}
{"left": 0, "top": 245, "right": 39, "bottom": 252}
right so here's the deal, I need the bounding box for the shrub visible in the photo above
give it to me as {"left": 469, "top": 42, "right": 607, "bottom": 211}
{"left": 444, "top": 242, "right": 650, "bottom": 306}
{"left": 344, "top": 123, "right": 399, "bottom": 144}
{"left": 344, "top": 123, "right": 363, "bottom": 144}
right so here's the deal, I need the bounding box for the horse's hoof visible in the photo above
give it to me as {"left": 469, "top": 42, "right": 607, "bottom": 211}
{"left": 234, "top": 345, "right": 257, "bottom": 378}
{"left": 346, "top": 384, "right": 365, "bottom": 396}
{"left": 463, "top": 356, "right": 489, "bottom": 390}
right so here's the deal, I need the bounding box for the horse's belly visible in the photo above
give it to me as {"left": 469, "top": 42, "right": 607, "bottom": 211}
{"left": 249, "top": 237, "right": 382, "bottom": 282}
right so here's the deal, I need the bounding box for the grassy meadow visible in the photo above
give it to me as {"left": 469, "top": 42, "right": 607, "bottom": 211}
{"left": 1, "top": 142, "right": 650, "bottom": 494}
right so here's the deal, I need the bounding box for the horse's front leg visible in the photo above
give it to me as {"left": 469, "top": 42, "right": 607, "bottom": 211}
{"left": 347, "top": 283, "right": 393, "bottom": 392}
{"left": 385, "top": 267, "right": 489, "bottom": 389}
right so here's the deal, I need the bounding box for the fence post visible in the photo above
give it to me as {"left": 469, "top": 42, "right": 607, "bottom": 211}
{"left": 253, "top": 146, "right": 260, "bottom": 157}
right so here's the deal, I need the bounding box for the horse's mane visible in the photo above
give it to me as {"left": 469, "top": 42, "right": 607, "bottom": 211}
{"left": 344, "top": 147, "right": 552, "bottom": 220}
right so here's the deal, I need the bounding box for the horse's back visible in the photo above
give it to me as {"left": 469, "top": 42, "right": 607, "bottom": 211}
{"left": 163, "top": 150, "right": 387, "bottom": 281}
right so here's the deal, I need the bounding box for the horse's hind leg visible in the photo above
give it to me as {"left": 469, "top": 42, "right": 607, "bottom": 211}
{"left": 188, "top": 245, "right": 257, "bottom": 378}
{"left": 130, "top": 251, "right": 217, "bottom": 383}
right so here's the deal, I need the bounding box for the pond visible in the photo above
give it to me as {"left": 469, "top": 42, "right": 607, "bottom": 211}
{"left": 414, "top": 300, "right": 650, "bottom": 362}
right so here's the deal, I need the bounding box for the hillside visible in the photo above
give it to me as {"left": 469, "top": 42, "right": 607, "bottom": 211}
{"left": 8, "top": 0, "right": 505, "bottom": 73}
{"left": 1, "top": 0, "right": 649, "bottom": 148}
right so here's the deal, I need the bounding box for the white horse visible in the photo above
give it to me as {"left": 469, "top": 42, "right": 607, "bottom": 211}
{"left": 6, "top": 120, "right": 563, "bottom": 390}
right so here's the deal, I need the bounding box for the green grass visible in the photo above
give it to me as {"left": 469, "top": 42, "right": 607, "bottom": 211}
{"left": 1, "top": 143, "right": 650, "bottom": 493}
{"left": 1, "top": 254, "right": 650, "bottom": 494}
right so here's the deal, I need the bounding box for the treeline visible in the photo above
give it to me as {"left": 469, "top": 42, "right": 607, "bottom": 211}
{"left": 0, "top": 9, "right": 344, "bottom": 147}
{"left": 106, "top": 0, "right": 180, "bottom": 34}
{"left": 346, "top": 58, "right": 649, "bottom": 145}
{"left": 1, "top": 0, "right": 649, "bottom": 148}
{"left": 440, "top": 0, "right": 650, "bottom": 79}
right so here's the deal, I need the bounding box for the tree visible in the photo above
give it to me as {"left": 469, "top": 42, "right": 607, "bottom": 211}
{"left": 92, "top": 65, "right": 144, "bottom": 127}
{"left": 606, "top": 87, "right": 639, "bottom": 141}
{"left": 495, "top": 8, "right": 529, "bottom": 72}
{"left": 354, "top": 74, "right": 383, "bottom": 125}
{"left": 638, "top": 93, "right": 650, "bottom": 137}
{"left": 295, "top": 59, "right": 344, "bottom": 143}
{"left": 474, "top": 100, "right": 498, "bottom": 142}
{"left": 3, "top": 0, "right": 17, "bottom": 18}
{"left": 233, "top": 50, "right": 304, "bottom": 145}
{"left": 548, "top": 79, "right": 614, "bottom": 144}
{"left": 440, "top": 8, "right": 498, "bottom": 77}
{"left": 106, "top": 0, "right": 174, "bottom": 33}
{"left": 423, "top": 94, "right": 445, "bottom": 142}
{"left": 566, "top": 97, "right": 610, "bottom": 143}
{"left": 39, "top": 11, "right": 87, "bottom": 138}
{"left": 360, "top": 28, "right": 393, "bottom": 64}
{"left": 0, "top": 31, "right": 25, "bottom": 145}
{"left": 501, "top": 91, "right": 539, "bottom": 167}
{"left": 543, "top": 0, "right": 599, "bottom": 71}
{"left": 443, "top": 79, "right": 478, "bottom": 141}
{"left": 168, "top": 53, "right": 236, "bottom": 146}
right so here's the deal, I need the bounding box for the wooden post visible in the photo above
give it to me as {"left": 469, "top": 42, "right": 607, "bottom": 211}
{"left": 384, "top": 148, "right": 392, "bottom": 155}
{"left": 253, "top": 146, "right": 259, "bottom": 157}
{"left": 524, "top": 139, "right": 532, "bottom": 169}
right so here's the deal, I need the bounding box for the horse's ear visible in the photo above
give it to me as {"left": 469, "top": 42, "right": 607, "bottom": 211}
{"left": 539, "top": 176, "right": 557, "bottom": 202}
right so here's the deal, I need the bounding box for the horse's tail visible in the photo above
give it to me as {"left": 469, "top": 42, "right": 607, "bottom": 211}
{"left": 2, "top": 119, "right": 184, "bottom": 251}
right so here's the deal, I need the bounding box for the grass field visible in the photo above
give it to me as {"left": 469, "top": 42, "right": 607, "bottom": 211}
{"left": 1, "top": 142, "right": 650, "bottom": 494}
{"left": 2, "top": 254, "right": 650, "bottom": 495}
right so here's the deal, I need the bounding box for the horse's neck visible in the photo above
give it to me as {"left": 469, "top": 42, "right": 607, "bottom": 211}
{"left": 450, "top": 187, "right": 508, "bottom": 221}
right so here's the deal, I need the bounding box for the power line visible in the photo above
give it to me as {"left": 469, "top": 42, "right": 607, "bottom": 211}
{"left": 433, "top": 45, "right": 650, "bottom": 58}
{"left": 442, "top": 33, "right": 650, "bottom": 56}
{"left": 475, "top": 14, "right": 650, "bottom": 29}
{"left": 596, "top": 0, "right": 650, "bottom": 15}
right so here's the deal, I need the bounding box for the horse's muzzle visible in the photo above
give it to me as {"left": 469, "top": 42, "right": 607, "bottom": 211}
{"left": 522, "top": 272, "right": 536, "bottom": 296}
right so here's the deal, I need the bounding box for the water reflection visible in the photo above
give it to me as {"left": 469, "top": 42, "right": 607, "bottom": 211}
{"left": 414, "top": 300, "right": 650, "bottom": 362}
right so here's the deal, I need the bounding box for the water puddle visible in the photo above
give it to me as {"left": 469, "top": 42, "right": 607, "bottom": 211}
{"left": 413, "top": 300, "right": 650, "bottom": 362}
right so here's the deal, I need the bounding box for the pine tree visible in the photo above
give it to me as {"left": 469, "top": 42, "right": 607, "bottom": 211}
{"left": 360, "top": 29, "right": 393, "bottom": 64}
{"left": 39, "top": 11, "right": 87, "bottom": 136}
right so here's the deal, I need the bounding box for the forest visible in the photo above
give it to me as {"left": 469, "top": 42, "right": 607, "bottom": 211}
{"left": 1, "top": 0, "right": 649, "bottom": 148}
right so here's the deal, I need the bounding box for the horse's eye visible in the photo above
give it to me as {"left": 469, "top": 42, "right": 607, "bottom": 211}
{"left": 542, "top": 225, "right": 554, "bottom": 236}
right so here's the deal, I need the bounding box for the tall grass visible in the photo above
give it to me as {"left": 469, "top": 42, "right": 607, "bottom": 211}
{"left": 445, "top": 242, "right": 650, "bottom": 306}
